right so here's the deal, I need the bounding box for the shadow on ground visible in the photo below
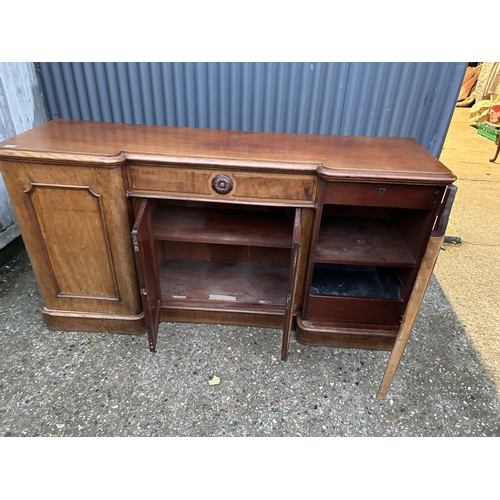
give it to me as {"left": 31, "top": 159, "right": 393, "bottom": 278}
{"left": 1, "top": 250, "right": 499, "bottom": 437}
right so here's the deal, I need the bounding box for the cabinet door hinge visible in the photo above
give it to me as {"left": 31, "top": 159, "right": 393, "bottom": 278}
{"left": 131, "top": 231, "right": 139, "bottom": 252}
{"left": 434, "top": 201, "right": 443, "bottom": 218}
{"left": 286, "top": 293, "right": 291, "bottom": 307}
{"left": 140, "top": 287, "right": 147, "bottom": 296}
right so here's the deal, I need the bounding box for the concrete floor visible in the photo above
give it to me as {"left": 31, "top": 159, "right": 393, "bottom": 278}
{"left": 437, "top": 107, "right": 500, "bottom": 388}
{"left": 1, "top": 109, "right": 500, "bottom": 437}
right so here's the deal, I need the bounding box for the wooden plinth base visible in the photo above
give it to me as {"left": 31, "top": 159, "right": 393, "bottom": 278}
{"left": 43, "top": 308, "right": 146, "bottom": 334}
{"left": 159, "top": 305, "right": 287, "bottom": 330}
{"left": 296, "top": 316, "right": 397, "bottom": 351}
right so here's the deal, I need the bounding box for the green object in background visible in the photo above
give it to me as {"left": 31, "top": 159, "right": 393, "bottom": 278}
{"left": 477, "top": 122, "right": 499, "bottom": 145}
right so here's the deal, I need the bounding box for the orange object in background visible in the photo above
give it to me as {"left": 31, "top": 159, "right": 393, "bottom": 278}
{"left": 458, "top": 66, "right": 479, "bottom": 102}
{"left": 490, "top": 105, "right": 500, "bottom": 124}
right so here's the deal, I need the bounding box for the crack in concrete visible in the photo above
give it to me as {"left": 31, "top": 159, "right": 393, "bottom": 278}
{"left": 455, "top": 242, "right": 500, "bottom": 248}
{"left": 457, "top": 177, "right": 500, "bottom": 183}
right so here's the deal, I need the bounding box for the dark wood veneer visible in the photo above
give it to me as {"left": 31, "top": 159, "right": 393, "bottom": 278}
{"left": 314, "top": 217, "right": 416, "bottom": 267}
{"left": 159, "top": 260, "right": 289, "bottom": 306}
{"left": 152, "top": 205, "right": 293, "bottom": 248}
{"left": 0, "top": 119, "right": 456, "bottom": 184}
{"left": 0, "top": 119, "right": 457, "bottom": 397}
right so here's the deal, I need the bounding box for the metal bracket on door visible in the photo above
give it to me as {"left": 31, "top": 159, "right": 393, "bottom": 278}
{"left": 131, "top": 231, "right": 139, "bottom": 252}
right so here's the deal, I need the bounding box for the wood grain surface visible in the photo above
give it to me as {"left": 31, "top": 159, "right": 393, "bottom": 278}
{"left": 0, "top": 119, "right": 456, "bottom": 184}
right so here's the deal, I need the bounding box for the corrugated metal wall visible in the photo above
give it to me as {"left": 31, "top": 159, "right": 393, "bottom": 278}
{"left": 40, "top": 62, "right": 467, "bottom": 156}
{"left": 38, "top": 62, "right": 466, "bottom": 158}
{"left": 0, "top": 62, "right": 48, "bottom": 249}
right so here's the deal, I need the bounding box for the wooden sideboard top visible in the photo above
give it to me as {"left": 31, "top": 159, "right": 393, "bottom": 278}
{"left": 0, "top": 119, "right": 456, "bottom": 184}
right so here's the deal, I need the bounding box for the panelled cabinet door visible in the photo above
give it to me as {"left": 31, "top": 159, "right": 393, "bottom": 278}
{"left": 0, "top": 161, "right": 142, "bottom": 318}
{"left": 131, "top": 199, "right": 161, "bottom": 352}
{"left": 281, "top": 208, "right": 302, "bottom": 361}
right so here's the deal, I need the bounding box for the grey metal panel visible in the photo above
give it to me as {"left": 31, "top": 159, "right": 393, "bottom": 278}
{"left": 0, "top": 62, "right": 48, "bottom": 248}
{"left": 38, "top": 62, "right": 466, "bottom": 157}
{"left": 338, "top": 62, "right": 467, "bottom": 156}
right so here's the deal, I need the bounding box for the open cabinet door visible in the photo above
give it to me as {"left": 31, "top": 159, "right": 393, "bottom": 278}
{"left": 281, "top": 208, "right": 302, "bottom": 361}
{"left": 131, "top": 199, "right": 161, "bottom": 352}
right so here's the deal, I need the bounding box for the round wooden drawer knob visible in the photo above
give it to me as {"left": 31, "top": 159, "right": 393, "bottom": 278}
{"left": 212, "top": 174, "right": 233, "bottom": 194}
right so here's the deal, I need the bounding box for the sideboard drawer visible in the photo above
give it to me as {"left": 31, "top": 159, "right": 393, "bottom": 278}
{"left": 127, "top": 165, "right": 317, "bottom": 205}
{"left": 324, "top": 182, "right": 444, "bottom": 209}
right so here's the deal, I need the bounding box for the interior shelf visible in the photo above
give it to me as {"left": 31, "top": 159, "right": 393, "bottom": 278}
{"left": 159, "top": 259, "right": 289, "bottom": 306}
{"left": 314, "top": 216, "right": 416, "bottom": 267}
{"left": 311, "top": 263, "right": 402, "bottom": 300}
{"left": 153, "top": 205, "right": 294, "bottom": 248}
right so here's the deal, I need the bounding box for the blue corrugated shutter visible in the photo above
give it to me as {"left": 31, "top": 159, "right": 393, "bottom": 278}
{"left": 37, "top": 62, "right": 466, "bottom": 157}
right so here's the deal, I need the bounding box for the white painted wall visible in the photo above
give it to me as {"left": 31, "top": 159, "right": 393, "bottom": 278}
{"left": 0, "top": 62, "right": 47, "bottom": 249}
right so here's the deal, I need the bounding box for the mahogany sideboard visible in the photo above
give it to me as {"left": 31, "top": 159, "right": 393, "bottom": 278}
{"left": 0, "top": 119, "right": 456, "bottom": 398}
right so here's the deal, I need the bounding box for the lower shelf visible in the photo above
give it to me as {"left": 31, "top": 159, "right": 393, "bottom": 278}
{"left": 159, "top": 259, "right": 289, "bottom": 308}
{"left": 158, "top": 305, "right": 287, "bottom": 329}
{"left": 306, "top": 263, "right": 405, "bottom": 326}
{"left": 311, "top": 264, "right": 402, "bottom": 299}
